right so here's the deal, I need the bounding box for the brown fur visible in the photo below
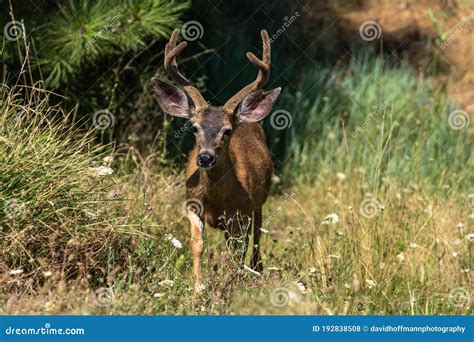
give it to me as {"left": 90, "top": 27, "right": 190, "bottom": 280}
{"left": 185, "top": 120, "right": 273, "bottom": 230}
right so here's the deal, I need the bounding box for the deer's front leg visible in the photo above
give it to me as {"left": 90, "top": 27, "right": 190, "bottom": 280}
{"left": 187, "top": 210, "right": 204, "bottom": 293}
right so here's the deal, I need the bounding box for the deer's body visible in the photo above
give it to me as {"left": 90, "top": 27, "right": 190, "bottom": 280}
{"left": 185, "top": 120, "right": 273, "bottom": 228}
{"left": 152, "top": 29, "right": 280, "bottom": 293}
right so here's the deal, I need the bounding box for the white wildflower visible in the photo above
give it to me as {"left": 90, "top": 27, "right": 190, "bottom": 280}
{"left": 396, "top": 252, "right": 405, "bottom": 262}
{"left": 344, "top": 283, "right": 351, "bottom": 289}
{"left": 452, "top": 252, "right": 459, "bottom": 257}
{"left": 195, "top": 283, "right": 206, "bottom": 293}
{"left": 294, "top": 281, "right": 306, "bottom": 294}
{"left": 366, "top": 279, "right": 377, "bottom": 289}
{"left": 164, "top": 234, "right": 182, "bottom": 249}
{"left": 336, "top": 172, "right": 346, "bottom": 181}
{"left": 461, "top": 268, "right": 470, "bottom": 273}
{"left": 43, "top": 271, "right": 53, "bottom": 277}
{"left": 153, "top": 293, "right": 164, "bottom": 298}
{"left": 322, "top": 213, "right": 339, "bottom": 225}
{"left": 260, "top": 228, "right": 269, "bottom": 234}
{"left": 91, "top": 166, "right": 114, "bottom": 176}
{"left": 9, "top": 269, "right": 23, "bottom": 276}
{"left": 271, "top": 174, "right": 281, "bottom": 184}
{"left": 465, "top": 233, "right": 474, "bottom": 242}
{"left": 158, "top": 279, "right": 174, "bottom": 287}
{"left": 468, "top": 213, "right": 474, "bottom": 220}
{"left": 457, "top": 223, "right": 464, "bottom": 229}
{"left": 409, "top": 242, "right": 418, "bottom": 249}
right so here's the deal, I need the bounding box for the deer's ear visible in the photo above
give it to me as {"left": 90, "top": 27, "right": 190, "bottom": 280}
{"left": 236, "top": 87, "right": 281, "bottom": 123}
{"left": 152, "top": 78, "right": 193, "bottom": 118}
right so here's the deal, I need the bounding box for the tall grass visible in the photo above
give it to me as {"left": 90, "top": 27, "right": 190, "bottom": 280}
{"left": 0, "top": 84, "right": 140, "bottom": 290}
{"left": 273, "top": 54, "right": 472, "bottom": 195}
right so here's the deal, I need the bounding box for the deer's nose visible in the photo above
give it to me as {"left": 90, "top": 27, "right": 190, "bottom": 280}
{"left": 197, "top": 152, "right": 216, "bottom": 168}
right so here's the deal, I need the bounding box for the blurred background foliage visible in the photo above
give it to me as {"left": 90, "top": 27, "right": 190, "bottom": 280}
{"left": 1, "top": 0, "right": 472, "bottom": 187}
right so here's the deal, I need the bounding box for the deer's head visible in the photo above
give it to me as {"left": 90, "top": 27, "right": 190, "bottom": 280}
{"left": 152, "top": 29, "right": 280, "bottom": 169}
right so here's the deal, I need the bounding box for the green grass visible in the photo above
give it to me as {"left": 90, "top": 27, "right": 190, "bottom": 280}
{"left": 0, "top": 54, "right": 471, "bottom": 315}
{"left": 271, "top": 54, "right": 472, "bottom": 193}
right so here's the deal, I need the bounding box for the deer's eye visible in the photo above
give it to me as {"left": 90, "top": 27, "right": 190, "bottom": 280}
{"left": 192, "top": 125, "right": 199, "bottom": 134}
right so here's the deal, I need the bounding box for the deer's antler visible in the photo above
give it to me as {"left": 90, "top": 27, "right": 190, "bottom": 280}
{"left": 222, "top": 29, "right": 271, "bottom": 115}
{"left": 164, "top": 29, "right": 207, "bottom": 110}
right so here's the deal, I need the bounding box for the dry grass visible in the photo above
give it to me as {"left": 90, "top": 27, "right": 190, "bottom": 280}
{"left": 2, "top": 163, "right": 471, "bottom": 315}
{"left": 0, "top": 85, "right": 142, "bottom": 297}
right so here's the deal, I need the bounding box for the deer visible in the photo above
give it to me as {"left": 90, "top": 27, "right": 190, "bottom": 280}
{"left": 152, "top": 28, "right": 280, "bottom": 294}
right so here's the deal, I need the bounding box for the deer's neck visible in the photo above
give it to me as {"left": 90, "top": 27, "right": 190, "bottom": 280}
{"left": 201, "top": 152, "right": 233, "bottom": 186}
{"left": 185, "top": 149, "right": 238, "bottom": 204}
